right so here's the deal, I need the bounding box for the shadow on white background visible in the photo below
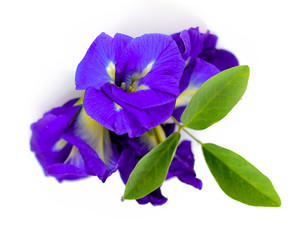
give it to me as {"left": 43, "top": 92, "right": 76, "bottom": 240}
{"left": 1, "top": 0, "right": 305, "bottom": 239}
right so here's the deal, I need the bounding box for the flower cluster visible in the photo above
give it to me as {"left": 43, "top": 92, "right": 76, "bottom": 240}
{"left": 30, "top": 27, "right": 238, "bottom": 205}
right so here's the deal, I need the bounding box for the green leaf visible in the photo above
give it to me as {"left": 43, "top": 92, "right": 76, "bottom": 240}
{"left": 123, "top": 132, "right": 181, "bottom": 200}
{"left": 181, "top": 65, "right": 250, "bottom": 130}
{"left": 202, "top": 143, "right": 281, "bottom": 207}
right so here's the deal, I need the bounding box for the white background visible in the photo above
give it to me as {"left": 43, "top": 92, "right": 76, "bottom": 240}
{"left": 1, "top": 0, "right": 305, "bottom": 239}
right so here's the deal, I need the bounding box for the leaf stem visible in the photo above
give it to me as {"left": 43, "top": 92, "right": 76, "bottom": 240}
{"left": 170, "top": 116, "right": 204, "bottom": 146}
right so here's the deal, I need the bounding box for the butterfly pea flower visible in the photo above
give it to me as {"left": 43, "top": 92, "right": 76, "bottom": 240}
{"left": 171, "top": 27, "right": 239, "bottom": 121}
{"left": 172, "top": 27, "right": 239, "bottom": 71}
{"left": 30, "top": 98, "right": 119, "bottom": 182}
{"left": 116, "top": 124, "right": 202, "bottom": 206}
{"left": 75, "top": 33, "right": 185, "bottom": 138}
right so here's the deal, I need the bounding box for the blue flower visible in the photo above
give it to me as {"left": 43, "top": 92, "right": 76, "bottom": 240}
{"left": 115, "top": 124, "right": 202, "bottom": 206}
{"left": 75, "top": 33, "right": 185, "bottom": 137}
{"left": 171, "top": 27, "right": 239, "bottom": 121}
{"left": 30, "top": 28, "right": 240, "bottom": 205}
{"left": 30, "top": 98, "right": 120, "bottom": 182}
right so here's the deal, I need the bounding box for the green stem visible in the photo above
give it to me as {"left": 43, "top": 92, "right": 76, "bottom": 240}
{"left": 170, "top": 116, "right": 204, "bottom": 146}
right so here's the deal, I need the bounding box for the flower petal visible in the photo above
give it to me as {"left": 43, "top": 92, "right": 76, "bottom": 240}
{"left": 167, "top": 141, "right": 202, "bottom": 190}
{"left": 116, "top": 33, "right": 184, "bottom": 96}
{"left": 199, "top": 33, "right": 239, "bottom": 71}
{"left": 62, "top": 109, "right": 120, "bottom": 182}
{"left": 83, "top": 86, "right": 148, "bottom": 137}
{"left": 206, "top": 49, "right": 239, "bottom": 71}
{"left": 175, "top": 58, "right": 220, "bottom": 111}
{"left": 83, "top": 85, "right": 176, "bottom": 137}
{"left": 136, "top": 188, "right": 168, "bottom": 206}
{"left": 171, "top": 31, "right": 190, "bottom": 60}
{"left": 46, "top": 163, "right": 89, "bottom": 182}
{"left": 200, "top": 32, "right": 218, "bottom": 59}
{"left": 172, "top": 27, "right": 207, "bottom": 63}
{"left": 30, "top": 99, "right": 80, "bottom": 171}
{"left": 74, "top": 108, "right": 119, "bottom": 170}
{"left": 109, "top": 80, "right": 176, "bottom": 110}
{"left": 75, "top": 33, "right": 132, "bottom": 90}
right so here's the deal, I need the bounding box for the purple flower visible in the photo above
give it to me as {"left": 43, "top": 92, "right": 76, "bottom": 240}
{"left": 116, "top": 124, "right": 202, "bottom": 206}
{"left": 75, "top": 33, "right": 185, "bottom": 137}
{"left": 30, "top": 98, "right": 119, "bottom": 182}
{"left": 172, "top": 27, "right": 239, "bottom": 121}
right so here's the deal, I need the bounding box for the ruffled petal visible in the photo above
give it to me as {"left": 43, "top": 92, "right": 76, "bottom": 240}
{"left": 116, "top": 33, "right": 184, "bottom": 96}
{"left": 61, "top": 133, "right": 109, "bottom": 182}
{"left": 73, "top": 108, "right": 119, "bottom": 169}
{"left": 185, "top": 27, "right": 206, "bottom": 60}
{"left": 167, "top": 141, "right": 202, "bottom": 190}
{"left": 31, "top": 98, "right": 121, "bottom": 183}
{"left": 83, "top": 85, "right": 176, "bottom": 137}
{"left": 171, "top": 31, "right": 190, "bottom": 60}
{"left": 62, "top": 108, "right": 120, "bottom": 182}
{"left": 200, "top": 32, "right": 218, "bottom": 58}
{"left": 46, "top": 162, "right": 88, "bottom": 182}
{"left": 30, "top": 99, "right": 80, "bottom": 171}
{"left": 136, "top": 188, "right": 168, "bottom": 206}
{"left": 75, "top": 33, "right": 132, "bottom": 90}
{"left": 83, "top": 86, "right": 148, "bottom": 137}
{"left": 109, "top": 82, "right": 175, "bottom": 110}
{"left": 172, "top": 27, "right": 207, "bottom": 64}
{"left": 206, "top": 49, "right": 239, "bottom": 71}
{"left": 199, "top": 33, "right": 239, "bottom": 71}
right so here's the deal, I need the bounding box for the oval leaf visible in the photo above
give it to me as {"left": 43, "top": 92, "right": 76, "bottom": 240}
{"left": 202, "top": 143, "right": 281, "bottom": 207}
{"left": 181, "top": 65, "right": 250, "bottom": 130}
{"left": 124, "top": 132, "right": 181, "bottom": 200}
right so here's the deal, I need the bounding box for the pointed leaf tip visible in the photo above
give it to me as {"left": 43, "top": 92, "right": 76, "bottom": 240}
{"left": 202, "top": 143, "right": 281, "bottom": 207}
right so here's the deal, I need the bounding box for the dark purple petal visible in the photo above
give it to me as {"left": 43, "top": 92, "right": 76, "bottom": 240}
{"left": 75, "top": 33, "right": 132, "bottom": 90}
{"left": 199, "top": 33, "right": 239, "bottom": 71}
{"left": 171, "top": 31, "right": 189, "bottom": 60}
{"left": 167, "top": 141, "right": 202, "bottom": 190}
{"left": 206, "top": 49, "right": 239, "bottom": 71}
{"left": 203, "top": 33, "right": 218, "bottom": 50}
{"left": 117, "top": 149, "right": 138, "bottom": 184}
{"left": 186, "top": 27, "right": 206, "bottom": 60}
{"left": 199, "top": 32, "right": 218, "bottom": 60}
{"left": 136, "top": 188, "right": 168, "bottom": 206}
{"left": 161, "top": 123, "right": 176, "bottom": 137}
{"left": 115, "top": 124, "right": 173, "bottom": 156}
{"left": 178, "top": 62, "right": 194, "bottom": 93}
{"left": 172, "top": 107, "right": 185, "bottom": 122}
{"left": 172, "top": 27, "right": 208, "bottom": 64}
{"left": 46, "top": 163, "right": 89, "bottom": 182}
{"left": 118, "top": 149, "right": 167, "bottom": 206}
